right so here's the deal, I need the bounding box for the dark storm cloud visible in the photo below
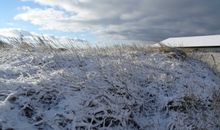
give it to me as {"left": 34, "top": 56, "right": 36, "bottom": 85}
{"left": 16, "top": 0, "right": 220, "bottom": 41}
{"left": 100, "top": 0, "right": 220, "bottom": 41}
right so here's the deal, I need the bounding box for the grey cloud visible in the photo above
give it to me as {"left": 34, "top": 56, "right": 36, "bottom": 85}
{"left": 17, "top": 0, "right": 220, "bottom": 41}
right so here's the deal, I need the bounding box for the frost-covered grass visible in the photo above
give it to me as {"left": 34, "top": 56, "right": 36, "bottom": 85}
{"left": 0, "top": 42, "right": 220, "bottom": 130}
{"left": 189, "top": 52, "right": 220, "bottom": 74}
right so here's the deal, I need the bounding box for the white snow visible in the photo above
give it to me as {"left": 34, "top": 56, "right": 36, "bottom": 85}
{"left": 160, "top": 35, "right": 220, "bottom": 47}
{"left": 0, "top": 44, "right": 219, "bottom": 130}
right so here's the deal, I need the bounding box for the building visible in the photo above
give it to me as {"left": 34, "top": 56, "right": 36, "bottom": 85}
{"left": 160, "top": 35, "right": 220, "bottom": 52}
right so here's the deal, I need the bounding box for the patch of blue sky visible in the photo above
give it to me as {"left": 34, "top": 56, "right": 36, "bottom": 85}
{"left": 0, "top": 0, "right": 96, "bottom": 42}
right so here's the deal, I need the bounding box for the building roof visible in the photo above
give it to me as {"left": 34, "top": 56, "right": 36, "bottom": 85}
{"left": 160, "top": 35, "right": 220, "bottom": 48}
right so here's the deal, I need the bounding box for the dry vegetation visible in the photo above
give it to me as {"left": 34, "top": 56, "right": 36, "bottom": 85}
{"left": 157, "top": 43, "right": 220, "bottom": 74}
{"left": 0, "top": 38, "right": 220, "bottom": 130}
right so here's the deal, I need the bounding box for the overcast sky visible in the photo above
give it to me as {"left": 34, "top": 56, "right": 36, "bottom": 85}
{"left": 0, "top": 0, "right": 220, "bottom": 42}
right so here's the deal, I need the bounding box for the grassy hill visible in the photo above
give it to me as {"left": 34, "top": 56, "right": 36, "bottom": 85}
{"left": 0, "top": 43, "right": 219, "bottom": 130}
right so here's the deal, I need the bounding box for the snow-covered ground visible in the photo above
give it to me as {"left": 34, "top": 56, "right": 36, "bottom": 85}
{"left": 0, "top": 44, "right": 220, "bottom": 130}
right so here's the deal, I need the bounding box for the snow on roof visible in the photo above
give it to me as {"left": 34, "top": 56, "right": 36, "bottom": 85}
{"left": 160, "top": 35, "right": 220, "bottom": 47}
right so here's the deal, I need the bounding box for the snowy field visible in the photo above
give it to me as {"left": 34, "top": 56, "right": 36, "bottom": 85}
{"left": 0, "top": 43, "right": 220, "bottom": 130}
